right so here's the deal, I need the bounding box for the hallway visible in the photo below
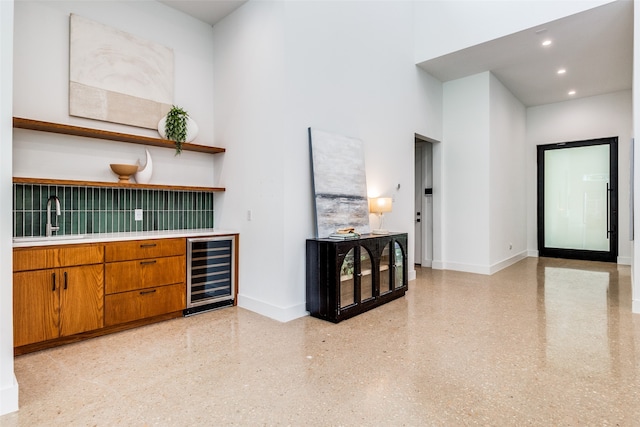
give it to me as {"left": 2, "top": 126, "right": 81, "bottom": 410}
{"left": 2, "top": 257, "right": 639, "bottom": 425}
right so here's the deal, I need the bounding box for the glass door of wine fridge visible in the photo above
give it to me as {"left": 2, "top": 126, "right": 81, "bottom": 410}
{"left": 185, "top": 235, "right": 236, "bottom": 316}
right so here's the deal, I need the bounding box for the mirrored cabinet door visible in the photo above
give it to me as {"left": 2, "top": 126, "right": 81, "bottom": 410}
{"left": 360, "top": 246, "right": 373, "bottom": 302}
{"left": 340, "top": 248, "right": 355, "bottom": 308}
{"left": 394, "top": 241, "right": 404, "bottom": 289}
{"left": 379, "top": 243, "right": 391, "bottom": 295}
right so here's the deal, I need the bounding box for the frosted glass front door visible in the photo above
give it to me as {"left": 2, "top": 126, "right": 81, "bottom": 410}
{"left": 544, "top": 144, "right": 610, "bottom": 252}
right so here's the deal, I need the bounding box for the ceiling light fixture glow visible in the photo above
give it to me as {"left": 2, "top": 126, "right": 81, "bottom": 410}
{"left": 542, "top": 40, "right": 552, "bottom": 47}
{"left": 568, "top": 90, "right": 576, "bottom": 95}
{"left": 557, "top": 68, "right": 566, "bottom": 75}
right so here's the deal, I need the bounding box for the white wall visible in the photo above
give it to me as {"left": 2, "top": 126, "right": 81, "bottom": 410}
{"left": 441, "top": 72, "right": 492, "bottom": 273}
{"left": 489, "top": 73, "right": 527, "bottom": 271}
{"left": 440, "top": 72, "right": 527, "bottom": 274}
{"left": 633, "top": 0, "right": 640, "bottom": 313}
{"left": 213, "top": 0, "right": 440, "bottom": 321}
{"left": 526, "top": 90, "right": 633, "bottom": 263}
{"left": 0, "top": 0, "right": 18, "bottom": 417}
{"left": 414, "top": 0, "right": 615, "bottom": 63}
{"left": 211, "top": 1, "right": 292, "bottom": 320}
{"left": 13, "top": 1, "right": 216, "bottom": 187}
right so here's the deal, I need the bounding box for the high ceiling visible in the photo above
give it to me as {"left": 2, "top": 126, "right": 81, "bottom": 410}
{"left": 159, "top": 0, "right": 247, "bottom": 26}
{"left": 161, "top": 0, "right": 633, "bottom": 108}
{"left": 417, "top": 0, "right": 633, "bottom": 107}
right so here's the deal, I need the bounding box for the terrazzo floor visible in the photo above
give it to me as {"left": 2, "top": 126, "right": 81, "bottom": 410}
{"left": 2, "top": 257, "right": 640, "bottom": 426}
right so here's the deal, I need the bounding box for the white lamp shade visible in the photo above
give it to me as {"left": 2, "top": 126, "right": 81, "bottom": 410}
{"left": 369, "top": 197, "right": 393, "bottom": 214}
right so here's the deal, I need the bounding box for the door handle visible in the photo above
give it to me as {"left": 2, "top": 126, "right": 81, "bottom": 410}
{"left": 52, "top": 272, "right": 56, "bottom": 291}
{"left": 140, "top": 243, "right": 157, "bottom": 248}
{"left": 64, "top": 271, "right": 68, "bottom": 290}
{"left": 140, "top": 260, "right": 157, "bottom": 266}
{"left": 606, "top": 183, "right": 611, "bottom": 239}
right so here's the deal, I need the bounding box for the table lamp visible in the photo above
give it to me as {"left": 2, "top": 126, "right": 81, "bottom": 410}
{"left": 369, "top": 197, "right": 392, "bottom": 234}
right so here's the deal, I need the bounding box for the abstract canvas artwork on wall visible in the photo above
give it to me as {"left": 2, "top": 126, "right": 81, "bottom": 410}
{"left": 69, "top": 14, "right": 173, "bottom": 129}
{"left": 309, "top": 128, "right": 371, "bottom": 238}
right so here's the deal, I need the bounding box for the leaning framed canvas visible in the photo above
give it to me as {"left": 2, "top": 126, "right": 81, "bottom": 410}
{"left": 309, "top": 128, "right": 370, "bottom": 238}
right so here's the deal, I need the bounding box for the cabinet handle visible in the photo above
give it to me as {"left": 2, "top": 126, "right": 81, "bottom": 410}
{"left": 140, "top": 289, "right": 157, "bottom": 296}
{"left": 51, "top": 272, "right": 56, "bottom": 291}
{"left": 140, "top": 260, "right": 157, "bottom": 266}
{"left": 64, "top": 271, "right": 68, "bottom": 290}
{"left": 140, "top": 243, "right": 157, "bottom": 248}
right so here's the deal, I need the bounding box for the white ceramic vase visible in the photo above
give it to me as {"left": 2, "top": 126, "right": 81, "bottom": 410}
{"left": 157, "top": 115, "right": 199, "bottom": 143}
{"left": 135, "top": 149, "right": 153, "bottom": 184}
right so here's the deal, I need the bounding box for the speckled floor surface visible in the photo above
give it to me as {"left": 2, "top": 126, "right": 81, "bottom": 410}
{"left": 2, "top": 257, "right": 639, "bottom": 426}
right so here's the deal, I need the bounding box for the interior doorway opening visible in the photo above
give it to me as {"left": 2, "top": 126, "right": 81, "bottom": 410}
{"left": 415, "top": 135, "right": 434, "bottom": 267}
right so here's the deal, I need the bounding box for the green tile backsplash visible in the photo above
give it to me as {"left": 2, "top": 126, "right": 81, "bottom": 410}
{"left": 13, "top": 184, "right": 214, "bottom": 237}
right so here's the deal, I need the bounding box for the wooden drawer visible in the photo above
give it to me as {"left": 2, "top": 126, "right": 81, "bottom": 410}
{"left": 14, "top": 245, "right": 104, "bottom": 272}
{"left": 14, "top": 248, "right": 57, "bottom": 271}
{"left": 105, "top": 238, "right": 185, "bottom": 262}
{"left": 105, "top": 255, "right": 185, "bottom": 294}
{"left": 104, "top": 283, "right": 186, "bottom": 326}
{"left": 58, "top": 245, "right": 104, "bottom": 267}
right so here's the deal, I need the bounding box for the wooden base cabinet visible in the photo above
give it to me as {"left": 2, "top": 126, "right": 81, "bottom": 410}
{"left": 306, "top": 233, "right": 408, "bottom": 323}
{"left": 104, "top": 238, "right": 186, "bottom": 326}
{"left": 105, "top": 283, "right": 185, "bottom": 325}
{"left": 13, "top": 246, "right": 104, "bottom": 347}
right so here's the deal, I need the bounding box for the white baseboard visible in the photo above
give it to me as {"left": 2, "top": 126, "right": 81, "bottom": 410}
{"left": 431, "top": 260, "right": 445, "bottom": 270}
{"left": 528, "top": 250, "right": 539, "bottom": 257}
{"left": 633, "top": 299, "right": 640, "bottom": 314}
{"left": 617, "top": 256, "right": 632, "bottom": 265}
{"left": 237, "top": 294, "right": 308, "bottom": 323}
{"left": 0, "top": 374, "right": 18, "bottom": 416}
{"left": 489, "top": 251, "right": 528, "bottom": 275}
{"left": 428, "top": 252, "right": 528, "bottom": 276}
{"left": 408, "top": 269, "right": 416, "bottom": 281}
{"left": 421, "top": 259, "right": 433, "bottom": 268}
{"left": 437, "top": 261, "right": 491, "bottom": 275}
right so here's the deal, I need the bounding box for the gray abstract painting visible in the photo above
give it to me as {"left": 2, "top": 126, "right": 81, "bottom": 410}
{"left": 309, "top": 128, "right": 370, "bottom": 238}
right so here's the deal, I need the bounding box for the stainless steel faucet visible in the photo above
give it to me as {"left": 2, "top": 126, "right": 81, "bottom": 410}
{"left": 46, "top": 195, "right": 61, "bottom": 237}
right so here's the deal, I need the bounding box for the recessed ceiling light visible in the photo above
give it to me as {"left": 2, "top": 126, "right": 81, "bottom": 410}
{"left": 557, "top": 68, "right": 566, "bottom": 75}
{"left": 542, "top": 40, "right": 552, "bottom": 47}
{"left": 568, "top": 90, "right": 576, "bottom": 96}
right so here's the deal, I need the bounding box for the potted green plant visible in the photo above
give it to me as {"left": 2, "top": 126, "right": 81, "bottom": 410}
{"left": 163, "top": 105, "right": 189, "bottom": 155}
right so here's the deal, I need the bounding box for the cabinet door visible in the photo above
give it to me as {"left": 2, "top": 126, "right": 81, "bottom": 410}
{"left": 359, "top": 246, "right": 374, "bottom": 302}
{"left": 379, "top": 243, "right": 392, "bottom": 295}
{"left": 13, "top": 270, "right": 59, "bottom": 347}
{"left": 393, "top": 241, "right": 406, "bottom": 289}
{"left": 339, "top": 245, "right": 374, "bottom": 309}
{"left": 339, "top": 248, "right": 356, "bottom": 308}
{"left": 59, "top": 264, "right": 104, "bottom": 337}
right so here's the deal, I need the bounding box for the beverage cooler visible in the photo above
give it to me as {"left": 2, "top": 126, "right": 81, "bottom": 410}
{"left": 185, "top": 235, "right": 236, "bottom": 316}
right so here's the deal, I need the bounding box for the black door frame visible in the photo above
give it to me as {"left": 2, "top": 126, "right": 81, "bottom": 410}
{"left": 537, "top": 137, "right": 618, "bottom": 263}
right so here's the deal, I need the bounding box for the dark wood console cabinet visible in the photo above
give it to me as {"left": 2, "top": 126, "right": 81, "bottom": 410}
{"left": 306, "top": 233, "right": 408, "bottom": 323}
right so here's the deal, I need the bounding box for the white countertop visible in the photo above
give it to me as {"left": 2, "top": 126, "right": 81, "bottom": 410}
{"left": 12, "top": 229, "right": 237, "bottom": 248}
